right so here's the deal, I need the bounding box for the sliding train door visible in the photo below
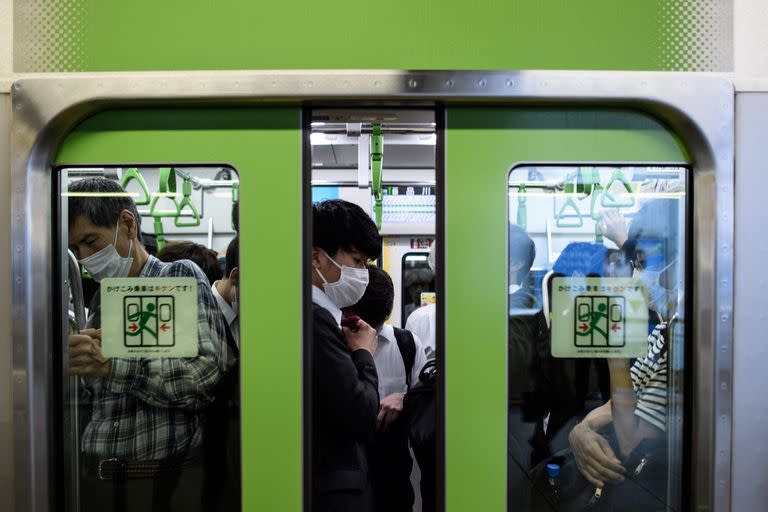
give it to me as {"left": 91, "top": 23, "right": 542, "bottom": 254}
{"left": 54, "top": 108, "right": 302, "bottom": 512}
{"left": 444, "top": 108, "right": 691, "bottom": 511}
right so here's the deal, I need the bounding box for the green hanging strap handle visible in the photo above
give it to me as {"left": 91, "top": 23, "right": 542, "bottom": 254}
{"left": 231, "top": 181, "right": 239, "bottom": 231}
{"left": 586, "top": 169, "right": 605, "bottom": 243}
{"left": 516, "top": 184, "right": 527, "bottom": 228}
{"left": 149, "top": 167, "right": 180, "bottom": 218}
{"left": 371, "top": 124, "right": 383, "bottom": 230}
{"left": 556, "top": 194, "right": 584, "bottom": 228}
{"left": 175, "top": 176, "right": 201, "bottom": 227}
{"left": 556, "top": 173, "right": 585, "bottom": 228}
{"left": 120, "top": 168, "right": 151, "bottom": 205}
{"left": 575, "top": 167, "right": 598, "bottom": 197}
{"left": 149, "top": 167, "right": 179, "bottom": 251}
{"left": 154, "top": 217, "right": 167, "bottom": 250}
{"left": 601, "top": 168, "right": 635, "bottom": 208}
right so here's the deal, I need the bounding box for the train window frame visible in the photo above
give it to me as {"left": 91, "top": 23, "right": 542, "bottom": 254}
{"left": 54, "top": 163, "right": 241, "bottom": 512}
{"left": 505, "top": 161, "right": 693, "bottom": 512}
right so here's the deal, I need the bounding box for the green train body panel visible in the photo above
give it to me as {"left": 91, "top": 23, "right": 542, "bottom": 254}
{"left": 13, "top": 0, "right": 729, "bottom": 72}
{"left": 444, "top": 108, "right": 688, "bottom": 511}
{"left": 56, "top": 109, "right": 303, "bottom": 512}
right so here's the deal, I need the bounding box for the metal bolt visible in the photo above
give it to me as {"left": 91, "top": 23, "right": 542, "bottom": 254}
{"left": 477, "top": 79, "right": 487, "bottom": 88}
{"left": 408, "top": 79, "right": 418, "bottom": 88}
{"left": 506, "top": 79, "right": 515, "bottom": 88}
{"left": 445, "top": 80, "right": 454, "bottom": 88}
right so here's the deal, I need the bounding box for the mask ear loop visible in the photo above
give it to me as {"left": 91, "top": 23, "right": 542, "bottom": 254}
{"left": 321, "top": 249, "right": 342, "bottom": 270}
{"left": 315, "top": 267, "right": 329, "bottom": 285}
{"left": 115, "top": 217, "right": 134, "bottom": 259}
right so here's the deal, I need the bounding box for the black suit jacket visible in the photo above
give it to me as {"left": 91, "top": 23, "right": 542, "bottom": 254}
{"left": 312, "top": 304, "right": 379, "bottom": 510}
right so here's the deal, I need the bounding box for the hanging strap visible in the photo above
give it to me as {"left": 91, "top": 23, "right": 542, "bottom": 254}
{"left": 601, "top": 168, "right": 635, "bottom": 208}
{"left": 149, "top": 168, "right": 180, "bottom": 218}
{"left": 516, "top": 184, "right": 527, "bottom": 228}
{"left": 231, "top": 181, "right": 239, "bottom": 231}
{"left": 555, "top": 194, "right": 583, "bottom": 228}
{"left": 120, "top": 168, "right": 151, "bottom": 205}
{"left": 174, "top": 176, "right": 201, "bottom": 227}
{"left": 370, "top": 124, "right": 383, "bottom": 230}
{"left": 149, "top": 167, "right": 179, "bottom": 251}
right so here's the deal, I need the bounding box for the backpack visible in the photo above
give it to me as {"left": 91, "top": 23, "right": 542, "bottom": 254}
{"left": 392, "top": 327, "right": 417, "bottom": 389}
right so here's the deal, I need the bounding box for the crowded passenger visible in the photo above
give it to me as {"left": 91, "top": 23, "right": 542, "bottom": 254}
{"left": 567, "top": 198, "right": 680, "bottom": 508}
{"left": 405, "top": 241, "right": 437, "bottom": 360}
{"left": 342, "top": 264, "right": 428, "bottom": 512}
{"left": 157, "top": 240, "right": 224, "bottom": 286}
{"left": 505, "top": 226, "right": 553, "bottom": 467}
{"left": 205, "top": 236, "right": 241, "bottom": 511}
{"left": 67, "top": 177, "right": 225, "bottom": 512}
{"left": 156, "top": 236, "right": 241, "bottom": 511}
{"left": 311, "top": 199, "right": 382, "bottom": 512}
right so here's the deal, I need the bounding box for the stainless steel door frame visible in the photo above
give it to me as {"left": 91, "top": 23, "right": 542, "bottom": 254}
{"left": 10, "top": 70, "right": 734, "bottom": 512}
{"left": 1, "top": 90, "right": 15, "bottom": 512}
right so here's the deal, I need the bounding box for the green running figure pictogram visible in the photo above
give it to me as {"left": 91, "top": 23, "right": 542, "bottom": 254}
{"left": 576, "top": 302, "right": 608, "bottom": 339}
{"left": 126, "top": 302, "right": 157, "bottom": 338}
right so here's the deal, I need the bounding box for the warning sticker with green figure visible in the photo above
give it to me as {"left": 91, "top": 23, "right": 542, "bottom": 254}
{"left": 551, "top": 277, "right": 649, "bottom": 358}
{"left": 100, "top": 277, "right": 198, "bottom": 358}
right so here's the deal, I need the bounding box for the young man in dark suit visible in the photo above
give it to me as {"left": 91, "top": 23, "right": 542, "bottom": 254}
{"left": 311, "top": 200, "right": 382, "bottom": 512}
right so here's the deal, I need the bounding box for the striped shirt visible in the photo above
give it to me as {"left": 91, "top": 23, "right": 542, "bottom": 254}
{"left": 630, "top": 321, "right": 669, "bottom": 432}
{"left": 82, "top": 256, "right": 225, "bottom": 460}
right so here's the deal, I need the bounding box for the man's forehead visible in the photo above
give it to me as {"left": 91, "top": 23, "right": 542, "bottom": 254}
{"left": 69, "top": 216, "right": 109, "bottom": 241}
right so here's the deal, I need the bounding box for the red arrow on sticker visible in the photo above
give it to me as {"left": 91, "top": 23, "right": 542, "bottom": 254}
{"left": 128, "top": 323, "right": 138, "bottom": 331}
{"left": 160, "top": 324, "right": 171, "bottom": 332}
{"left": 578, "top": 324, "right": 589, "bottom": 332}
{"left": 611, "top": 324, "right": 622, "bottom": 332}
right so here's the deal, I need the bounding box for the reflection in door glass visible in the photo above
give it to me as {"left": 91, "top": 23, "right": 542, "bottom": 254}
{"left": 402, "top": 251, "right": 436, "bottom": 326}
{"left": 61, "top": 166, "right": 240, "bottom": 512}
{"left": 506, "top": 165, "right": 687, "bottom": 511}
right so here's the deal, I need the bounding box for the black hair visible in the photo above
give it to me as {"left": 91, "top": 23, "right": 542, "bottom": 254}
{"left": 312, "top": 199, "right": 381, "bottom": 260}
{"left": 232, "top": 201, "right": 239, "bottom": 233}
{"left": 346, "top": 264, "right": 394, "bottom": 329}
{"left": 225, "top": 236, "right": 239, "bottom": 278}
{"left": 157, "top": 240, "right": 223, "bottom": 286}
{"left": 509, "top": 224, "right": 536, "bottom": 282}
{"left": 68, "top": 177, "right": 143, "bottom": 242}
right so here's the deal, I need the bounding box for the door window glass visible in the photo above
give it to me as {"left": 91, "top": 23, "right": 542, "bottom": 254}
{"left": 60, "top": 166, "right": 240, "bottom": 512}
{"left": 507, "top": 165, "right": 688, "bottom": 511}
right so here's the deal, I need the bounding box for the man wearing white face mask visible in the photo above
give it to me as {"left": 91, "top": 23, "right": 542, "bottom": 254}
{"left": 67, "top": 178, "right": 225, "bottom": 512}
{"left": 311, "top": 200, "right": 382, "bottom": 512}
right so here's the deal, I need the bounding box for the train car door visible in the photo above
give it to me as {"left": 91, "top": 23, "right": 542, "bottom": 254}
{"left": 53, "top": 108, "right": 302, "bottom": 512}
{"left": 443, "top": 108, "right": 692, "bottom": 511}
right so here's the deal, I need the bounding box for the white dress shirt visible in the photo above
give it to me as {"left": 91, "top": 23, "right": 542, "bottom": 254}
{"left": 373, "top": 324, "right": 428, "bottom": 398}
{"left": 212, "top": 281, "right": 240, "bottom": 369}
{"left": 404, "top": 303, "right": 436, "bottom": 361}
{"left": 312, "top": 285, "right": 342, "bottom": 325}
